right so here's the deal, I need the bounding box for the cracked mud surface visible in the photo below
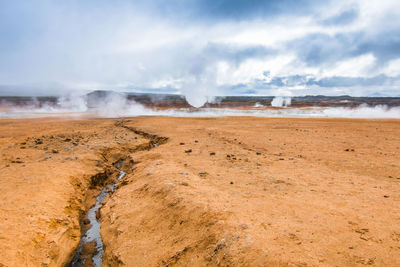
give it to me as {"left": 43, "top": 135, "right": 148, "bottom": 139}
{"left": 0, "top": 117, "right": 400, "bottom": 266}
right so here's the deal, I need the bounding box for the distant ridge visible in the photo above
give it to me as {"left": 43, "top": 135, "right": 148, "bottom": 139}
{"left": 1, "top": 90, "right": 400, "bottom": 108}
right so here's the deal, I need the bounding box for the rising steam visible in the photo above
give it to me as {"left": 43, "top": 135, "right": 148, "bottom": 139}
{"left": 271, "top": 97, "right": 292, "bottom": 107}
{"left": 1, "top": 93, "right": 400, "bottom": 119}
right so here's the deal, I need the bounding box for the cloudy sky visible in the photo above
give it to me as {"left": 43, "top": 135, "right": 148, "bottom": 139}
{"left": 1, "top": 0, "right": 400, "bottom": 101}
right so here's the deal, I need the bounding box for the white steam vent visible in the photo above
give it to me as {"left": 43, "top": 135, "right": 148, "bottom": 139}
{"left": 185, "top": 94, "right": 208, "bottom": 108}
{"left": 271, "top": 96, "right": 291, "bottom": 107}
{"left": 185, "top": 95, "right": 216, "bottom": 108}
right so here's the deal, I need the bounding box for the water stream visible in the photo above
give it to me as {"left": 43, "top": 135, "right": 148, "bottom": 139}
{"left": 70, "top": 170, "right": 126, "bottom": 267}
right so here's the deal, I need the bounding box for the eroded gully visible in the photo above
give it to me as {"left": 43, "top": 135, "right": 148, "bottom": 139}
{"left": 69, "top": 121, "right": 168, "bottom": 267}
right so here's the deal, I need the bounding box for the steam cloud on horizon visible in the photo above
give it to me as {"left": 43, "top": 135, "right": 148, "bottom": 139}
{"left": 271, "top": 97, "right": 292, "bottom": 107}
{"left": 1, "top": 92, "right": 400, "bottom": 119}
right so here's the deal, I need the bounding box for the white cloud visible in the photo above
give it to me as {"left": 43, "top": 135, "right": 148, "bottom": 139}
{"left": 381, "top": 58, "right": 400, "bottom": 77}
{"left": 320, "top": 54, "right": 377, "bottom": 78}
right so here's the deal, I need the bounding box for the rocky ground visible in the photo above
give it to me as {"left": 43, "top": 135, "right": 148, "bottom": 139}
{"left": 0, "top": 117, "right": 399, "bottom": 266}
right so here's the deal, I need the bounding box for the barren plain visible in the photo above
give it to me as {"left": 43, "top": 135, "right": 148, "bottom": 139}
{"left": 0, "top": 116, "right": 399, "bottom": 266}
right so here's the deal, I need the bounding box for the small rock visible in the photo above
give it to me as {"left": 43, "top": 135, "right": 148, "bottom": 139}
{"left": 256, "top": 152, "right": 261, "bottom": 155}
{"left": 179, "top": 142, "right": 185, "bottom": 145}
{"left": 52, "top": 149, "right": 59, "bottom": 154}
{"left": 185, "top": 149, "right": 192, "bottom": 153}
{"left": 64, "top": 138, "right": 71, "bottom": 142}
{"left": 179, "top": 172, "right": 188, "bottom": 175}
{"left": 194, "top": 140, "right": 198, "bottom": 143}
{"left": 230, "top": 181, "right": 234, "bottom": 184}
{"left": 199, "top": 172, "right": 208, "bottom": 177}
{"left": 210, "top": 152, "right": 216, "bottom": 156}
{"left": 81, "top": 241, "right": 97, "bottom": 256}
{"left": 180, "top": 182, "right": 189, "bottom": 186}
{"left": 34, "top": 139, "right": 43, "bottom": 145}
{"left": 384, "top": 195, "right": 389, "bottom": 198}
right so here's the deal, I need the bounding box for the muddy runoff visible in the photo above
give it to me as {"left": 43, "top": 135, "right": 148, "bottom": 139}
{"left": 69, "top": 122, "right": 168, "bottom": 266}
{"left": 70, "top": 167, "right": 126, "bottom": 267}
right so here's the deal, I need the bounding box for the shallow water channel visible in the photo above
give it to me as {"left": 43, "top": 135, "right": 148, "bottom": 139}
{"left": 71, "top": 170, "right": 126, "bottom": 267}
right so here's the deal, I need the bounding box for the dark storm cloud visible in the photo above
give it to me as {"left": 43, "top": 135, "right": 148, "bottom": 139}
{"left": 143, "top": 0, "right": 325, "bottom": 22}
{"left": 185, "top": 0, "right": 321, "bottom": 21}
{"left": 288, "top": 33, "right": 358, "bottom": 66}
{"left": 245, "top": 73, "right": 400, "bottom": 89}
{"left": 288, "top": 27, "right": 400, "bottom": 69}
{"left": 320, "top": 8, "right": 359, "bottom": 25}
{"left": 225, "top": 73, "right": 400, "bottom": 97}
{"left": 308, "top": 75, "right": 400, "bottom": 87}
{"left": 189, "top": 43, "right": 275, "bottom": 74}
{"left": 354, "top": 33, "right": 400, "bottom": 64}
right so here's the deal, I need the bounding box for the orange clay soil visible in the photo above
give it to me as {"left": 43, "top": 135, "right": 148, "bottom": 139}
{"left": 0, "top": 118, "right": 148, "bottom": 266}
{"left": 0, "top": 116, "right": 400, "bottom": 266}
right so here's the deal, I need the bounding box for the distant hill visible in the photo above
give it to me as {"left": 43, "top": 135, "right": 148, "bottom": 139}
{"left": 1, "top": 90, "right": 400, "bottom": 108}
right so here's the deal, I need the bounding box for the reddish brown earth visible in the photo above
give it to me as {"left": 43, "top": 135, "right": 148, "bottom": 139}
{"left": 0, "top": 117, "right": 399, "bottom": 266}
